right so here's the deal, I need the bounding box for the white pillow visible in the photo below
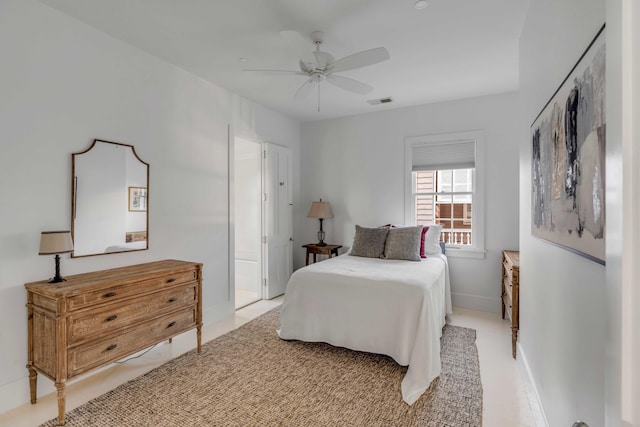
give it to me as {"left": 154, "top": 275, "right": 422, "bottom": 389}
{"left": 424, "top": 224, "right": 443, "bottom": 254}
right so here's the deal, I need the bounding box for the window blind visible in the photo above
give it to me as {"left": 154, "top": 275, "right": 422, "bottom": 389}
{"left": 411, "top": 140, "right": 475, "bottom": 171}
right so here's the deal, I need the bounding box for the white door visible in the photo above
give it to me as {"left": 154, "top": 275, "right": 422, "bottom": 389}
{"left": 263, "top": 143, "right": 293, "bottom": 299}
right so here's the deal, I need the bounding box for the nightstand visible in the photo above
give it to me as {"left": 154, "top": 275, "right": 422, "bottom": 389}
{"left": 303, "top": 244, "right": 342, "bottom": 266}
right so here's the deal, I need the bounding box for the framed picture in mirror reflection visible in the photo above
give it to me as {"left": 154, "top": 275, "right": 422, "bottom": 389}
{"left": 128, "top": 187, "right": 147, "bottom": 212}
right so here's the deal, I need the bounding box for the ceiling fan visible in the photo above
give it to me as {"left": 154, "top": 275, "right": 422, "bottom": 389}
{"left": 244, "top": 31, "right": 390, "bottom": 111}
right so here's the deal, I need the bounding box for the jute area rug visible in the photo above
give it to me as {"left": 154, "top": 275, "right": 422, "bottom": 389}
{"left": 42, "top": 308, "right": 482, "bottom": 427}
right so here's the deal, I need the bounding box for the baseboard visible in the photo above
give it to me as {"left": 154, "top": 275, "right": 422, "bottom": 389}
{"left": 516, "top": 342, "right": 549, "bottom": 427}
{"left": 451, "top": 292, "right": 501, "bottom": 313}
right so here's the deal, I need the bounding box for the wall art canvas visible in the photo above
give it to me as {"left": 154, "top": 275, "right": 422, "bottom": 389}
{"left": 531, "top": 25, "right": 606, "bottom": 265}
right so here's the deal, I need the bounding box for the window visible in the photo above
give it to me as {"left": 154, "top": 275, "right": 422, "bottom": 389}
{"left": 405, "top": 131, "right": 485, "bottom": 258}
{"left": 415, "top": 169, "right": 473, "bottom": 245}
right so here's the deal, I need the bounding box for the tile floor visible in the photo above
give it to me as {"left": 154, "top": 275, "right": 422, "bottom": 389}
{"left": 235, "top": 288, "right": 261, "bottom": 310}
{"left": 0, "top": 300, "right": 535, "bottom": 427}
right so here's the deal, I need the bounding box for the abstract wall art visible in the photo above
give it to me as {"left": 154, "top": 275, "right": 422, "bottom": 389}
{"left": 531, "top": 24, "right": 606, "bottom": 265}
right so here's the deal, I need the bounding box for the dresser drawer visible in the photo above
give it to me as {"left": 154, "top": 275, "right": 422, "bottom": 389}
{"left": 67, "top": 269, "right": 198, "bottom": 310}
{"left": 503, "top": 259, "right": 513, "bottom": 282}
{"left": 69, "top": 283, "right": 197, "bottom": 344}
{"left": 503, "top": 274, "right": 513, "bottom": 294}
{"left": 502, "top": 292, "right": 513, "bottom": 321}
{"left": 503, "top": 278, "right": 513, "bottom": 299}
{"left": 68, "top": 308, "right": 196, "bottom": 378}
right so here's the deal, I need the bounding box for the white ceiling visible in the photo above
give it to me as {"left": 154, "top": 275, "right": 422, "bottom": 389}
{"left": 38, "top": 0, "right": 529, "bottom": 122}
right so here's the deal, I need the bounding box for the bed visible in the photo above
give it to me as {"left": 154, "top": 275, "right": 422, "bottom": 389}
{"left": 104, "top": 240, "right": 147, "bottom": 253}
{"left": 278, "top": 250, "right": 452, "bottom": 405}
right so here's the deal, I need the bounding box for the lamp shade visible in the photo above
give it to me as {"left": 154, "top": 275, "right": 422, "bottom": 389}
{"left": 39, "top": 231, "right": 74, "bottom": 255}
{"left": 307, "top": 200, "right": 333, "bottom": 219}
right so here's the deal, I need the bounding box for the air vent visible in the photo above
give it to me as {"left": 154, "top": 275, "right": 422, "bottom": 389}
{"left": 367, "top": 97, "right": 393, "bottom": 106}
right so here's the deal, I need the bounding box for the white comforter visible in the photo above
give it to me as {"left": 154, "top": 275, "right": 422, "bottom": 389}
{"left": 278, "top": 253, "right": 452, "bottom": 405}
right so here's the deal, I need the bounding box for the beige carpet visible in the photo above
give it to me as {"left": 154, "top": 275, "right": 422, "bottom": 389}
{"left": 42, "top": 308, "right": 482, "bottom": 426}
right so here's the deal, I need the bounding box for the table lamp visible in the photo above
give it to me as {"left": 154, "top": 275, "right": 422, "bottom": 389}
{"left": 307, "top": 199, "right": 333, "bottom": 246}
{"left": 39, "top": 231, "right": 74, "bottom": 283}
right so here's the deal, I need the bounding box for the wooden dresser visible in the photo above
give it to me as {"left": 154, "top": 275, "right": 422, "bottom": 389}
{"left": 25, "top": 259, "right": 202, "bottom": 426}
{"left": 501, "top": 250, "right": 520, "bottom": 359}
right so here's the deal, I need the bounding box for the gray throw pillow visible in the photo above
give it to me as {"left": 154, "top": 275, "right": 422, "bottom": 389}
{"left": 383, "top": 226, "right": 423, "bottom": 261}
{"left": 350, "top": 225, "right": 389, "bottom": 258}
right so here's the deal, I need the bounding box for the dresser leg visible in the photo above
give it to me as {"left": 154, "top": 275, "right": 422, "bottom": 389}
{"left": 27, "top": 365, "right": 37, "bottom": 404}
{"left": 511, "top": 327, "right": 518, "bottom": 359}
{"left": 196, "top": 325, "right": 202, "bottom": 353}
{"left": 168, "top": 338, "right": 173, "bottom": 344}
{"left": 55, "top": 381, "right": 66, "bottom": 426}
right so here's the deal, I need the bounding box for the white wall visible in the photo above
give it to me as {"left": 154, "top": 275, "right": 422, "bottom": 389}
{"left": 0, "top": 0, "right": 300, "bottom": 413}
{"left": 300, "top": 92, "right": 520, "bottom": 312}
{"left": 519, "top": 1, "right": 610, "bottom": 426}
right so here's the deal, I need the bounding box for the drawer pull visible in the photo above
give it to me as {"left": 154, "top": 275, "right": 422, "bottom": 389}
{"left": 168, "top": 297, "right": 178, "bottom": 303}
{"left": 106, "top": 344, "right": 117, "bottom": 351}
{"left": 106, "top": 315, "right": 118, "bottom": 322}
{"left": 104, "top": 292, "right": 117, "bottom": 298}
{"left": 167, "top": 278, "right": 177, "bottom": 283}
{"left": 167, "top": 321, "right": 177, "bottom": 328}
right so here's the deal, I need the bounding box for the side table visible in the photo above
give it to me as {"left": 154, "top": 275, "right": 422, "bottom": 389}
{"left": 303, "top": 244, "right": 342, "bottom": 266}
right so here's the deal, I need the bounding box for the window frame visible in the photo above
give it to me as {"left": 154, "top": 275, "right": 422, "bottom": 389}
{"left": 404, "top": 130, "right": 486, "bottom": 259}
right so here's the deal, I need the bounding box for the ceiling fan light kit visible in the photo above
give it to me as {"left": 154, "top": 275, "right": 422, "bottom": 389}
{"left": 244, "top": 30, "right": 390, "bottom": 112}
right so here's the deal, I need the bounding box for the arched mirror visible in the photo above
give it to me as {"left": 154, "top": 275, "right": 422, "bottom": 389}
{"left": 71, "top": 139, "right": 149, "bottom": 257}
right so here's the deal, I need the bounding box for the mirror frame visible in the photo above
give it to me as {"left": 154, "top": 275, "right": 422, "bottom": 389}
{"left": 71, "top": 139, "right": 150, "bottom": 258}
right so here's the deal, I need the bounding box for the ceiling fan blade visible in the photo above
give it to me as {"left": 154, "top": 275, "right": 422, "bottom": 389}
{"left": 243, "top": 69, "right": 307, "bottom": 76}
{"left": 328, "top": 47, "right": 390, "bottom": 73}
{"left": 280, "top": 30, "right": 316, "bottom": 65}
{"left": 293, "top": 79, "right": 314, "bottom": 100}
{"left": 326, "top": 75, "right": 373, "bottom": 95}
